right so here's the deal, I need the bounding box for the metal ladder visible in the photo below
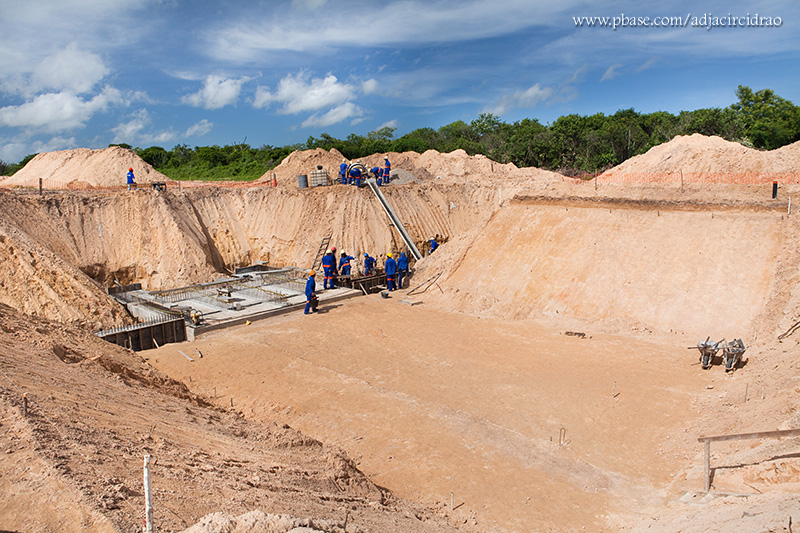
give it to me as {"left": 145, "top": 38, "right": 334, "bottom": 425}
{"left": 311, "top": 234, "right": 332, "bottom": 270}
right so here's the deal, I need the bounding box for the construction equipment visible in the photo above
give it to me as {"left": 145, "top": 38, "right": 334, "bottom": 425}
{"left": 346, "top": 162, "right": 371, "bottom": 185}
{"left": 365, "top": 177, "right": 422, "bottom": 261}
{"left": 694, "top": 337, "right": 723, "bottom": 370}
{"left": 722, "top": 339, "right": 746, "bottom": 372}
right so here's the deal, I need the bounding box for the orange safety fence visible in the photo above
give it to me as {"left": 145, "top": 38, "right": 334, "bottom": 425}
{"left": 589, "top": 172, "right": 800, "bottom": 185}
{"left": 0, "top": 177, "right": 277, "bottom": 192}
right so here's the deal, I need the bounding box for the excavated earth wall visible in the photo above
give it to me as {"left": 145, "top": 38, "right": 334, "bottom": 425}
{"left": 1, "top": 180, "right": 798, "bottom": 342}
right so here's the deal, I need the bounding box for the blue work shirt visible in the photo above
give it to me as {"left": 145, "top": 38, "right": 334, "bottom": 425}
{"left": 305, "top": 276, "right": 316, "bottom": 299}
{"left": 385, "top": 257, "right": 397, "bottom": 276}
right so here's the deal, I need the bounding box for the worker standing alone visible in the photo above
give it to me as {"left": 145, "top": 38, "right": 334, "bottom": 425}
{"left": 429, "top": 236, "right": 439, "bottom": 254}
{"left": 383, "top": 157, "right": 391, "bottom": 184}
{"left": 385, "top": 252, "right": 397, "bottom": 291}
{"left": 126, "top": 167, "right": 136, "bottom": 191}
{"left": 321, "top": 249, "right": 336, "bottom": 290}
{"left": 304, "top": 270, "right": 318, "bottom": 314}
{"left": 339, "top": 159, "right": 348, "bottom": 184}
{"left": 397, "top": 252, "right": 409, "bottom": 289}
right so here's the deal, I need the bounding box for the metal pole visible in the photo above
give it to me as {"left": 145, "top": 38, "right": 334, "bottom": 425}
{"left": 365, "top": 178, "right": 422, "bottom": 261}
{"left": 144, "top": 455, "right": 153, "bottom": 533}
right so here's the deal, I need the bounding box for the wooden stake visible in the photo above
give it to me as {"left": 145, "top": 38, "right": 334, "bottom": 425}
{"left": 144, "top": 455, "right": 154, "bottom": 533}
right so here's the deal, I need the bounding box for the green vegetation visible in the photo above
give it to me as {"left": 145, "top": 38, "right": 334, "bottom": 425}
{"left": 137, "top": 143, "right": 297, "bottom": 181}
{"left": 2, "top": 86, "right": 798, "bottom": 179}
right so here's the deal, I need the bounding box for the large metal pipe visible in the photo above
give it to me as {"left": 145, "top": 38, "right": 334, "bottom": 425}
{"left": 366, "top": 178, "right": 422, "bottom": 260}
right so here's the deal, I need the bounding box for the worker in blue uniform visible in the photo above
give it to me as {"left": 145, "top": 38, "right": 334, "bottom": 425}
{"left": 429, "top": 236, "right": 439, "bottom": 254}
{"left": 384, "top": 252, "right": 397, "bottom": 291}
{"left": 397, "top": 252, "right": 409, "bottom": 289}
{"left": 321, "top": 249, "right": 336, "bottom": 289}
{"left": 339, "top": 159, "right": 348, "bottom": 184}
{"left": 383, "top": 157, "right": 391, "bottom": 184}
{"left": 126, "top": 167, "right": 136, "bottom": 191}
{"left": 364, "top": 253, "right": 376, "bottom": 276}
{"left": 371, "top": 166, "right": 382, "bottom": 186}
{"left": 304, "top": 270, "right": 318, "bottom": 314}
{"left": 338, "top": 252, "right": 353, "bottom": 276}
{"left": 349, "top": 164, "right": 362, "bottom": 187}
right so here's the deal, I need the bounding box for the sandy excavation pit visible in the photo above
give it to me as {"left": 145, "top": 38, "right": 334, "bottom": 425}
{"left": 145, "top": 297, "right": 711, "bottom": 532}
{"left": 3, "top": 136, "right": 800, "bottom": 532}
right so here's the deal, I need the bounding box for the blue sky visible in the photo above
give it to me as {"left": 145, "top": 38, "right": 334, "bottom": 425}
{"left": 0, "top": 0, "right": 797, "bottom": 163}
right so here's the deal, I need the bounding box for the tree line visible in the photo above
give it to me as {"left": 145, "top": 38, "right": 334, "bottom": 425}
{"left": 1, "top": 85, "right": 798, "bottom": 180}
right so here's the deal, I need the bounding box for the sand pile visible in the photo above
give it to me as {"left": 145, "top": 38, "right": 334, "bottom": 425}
{"left": 599, "top": 133, "right": 800, "bottom": 180}
{"left": 261, "top": 148, "right": 564, "bottom": 185}
{"left": 1, "top": 146, "right": 172, "bottom": 189}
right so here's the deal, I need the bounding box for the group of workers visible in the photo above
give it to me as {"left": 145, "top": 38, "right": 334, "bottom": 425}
{"left": 304, "top": 246, "right": 412, "bottom": 314}
{"left": 339, "top": 157, "right": 392, "bottom": 187}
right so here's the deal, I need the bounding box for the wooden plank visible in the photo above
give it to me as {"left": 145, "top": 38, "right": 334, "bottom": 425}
{"left": 698, "top": 428, "right": 800, "bottom": 443}
{"left": 177, "top": 350, "right": 194, "bottom": 362}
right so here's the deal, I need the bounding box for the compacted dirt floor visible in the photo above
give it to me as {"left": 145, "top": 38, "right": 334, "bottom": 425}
{"left": 146, "top": 293, "right": 712, "bottom": 532}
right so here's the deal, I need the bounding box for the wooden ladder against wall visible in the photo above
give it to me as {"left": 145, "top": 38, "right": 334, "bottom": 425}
{"left": 312, "top": 233, "right": 332, "bottom": 271}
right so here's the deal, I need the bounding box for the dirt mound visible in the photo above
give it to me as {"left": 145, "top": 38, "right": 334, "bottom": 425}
{"left": 261, "top": 148, "right": 564, "bottom": 186}
{"left": 1, "top": 146, "right": 172, "bottom": 189}
{"left": 600, "top": 134, "right": 800, "bottom": 180}
{"left": 257, "top": 148, "right": 347, "bottom": 184}
{"left": 0, "top": 302, "right": 463, "bottom": 533}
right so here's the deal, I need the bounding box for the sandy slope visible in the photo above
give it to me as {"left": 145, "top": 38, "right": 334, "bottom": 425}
{"left": 0, "top": 302, "right": 465, "bottom": 533}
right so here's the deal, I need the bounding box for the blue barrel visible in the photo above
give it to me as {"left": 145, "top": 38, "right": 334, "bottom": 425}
{"left": 298, "top": 174, "right": 308, "bottom": 189}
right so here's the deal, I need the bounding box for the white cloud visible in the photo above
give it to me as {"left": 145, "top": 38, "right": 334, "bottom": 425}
{"left": 31, "top": 135, "right": 78, "bottom": 153}
{"left": 30, "top": 43, "right": 108, "bottom": 96}
{"left": 636, "top": 58, "right": 656, "bottom": 73}
{"left": 485, "top": 83, "right": 554, "bottom": 115}
{"left": 0, "top": 86, "right": 123, "bottom": 133}
{"left": 111, "top": 109, "right": 151, "bottom": 141}
{"left": 377, "top": 119, "right": 398, "bottom": 130}
{"left": 182, "top": 75, "right": 251, "bottom": 110}
{"left": 291, "top": 0, "right": 327, "bottom": 8}
{"left": 0, "top": 135, "right": 76, "bottom": 164}
{"left": 111, "top": 109, "right": 176, "bottom": 145}
{"left": 301, "top": 102, "right": 363, "bottom": 128}
{"left": 254, "top": 72, "right": 356, "bottom": 114}
{"left": 186, "top": 119, "right": 213, "bottom": 137}
{"left": 362, "top": 78, "right": 379, "bottom": 94}
{"left": 208, "top": 0, "right": 582, "bottom": 60}
{"left": 601, "top": 64, "right": 622, "bottom": 82}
